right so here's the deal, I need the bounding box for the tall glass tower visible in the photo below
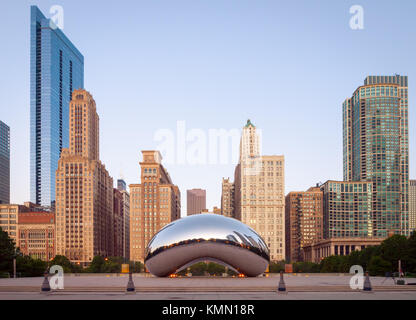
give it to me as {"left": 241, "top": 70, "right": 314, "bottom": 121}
{"left": 343, "top": 75, "right": 409, "bottom": 236}
{"left": 30, "top": 6, "right": 84, "bottom": 207}
{"left": 0, "top": 120, "right": 10, "bottom": 204}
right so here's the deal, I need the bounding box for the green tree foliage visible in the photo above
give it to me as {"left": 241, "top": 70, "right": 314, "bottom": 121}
{"left": 368, "top": 256, "right": 392, "bottom": 276}
{"left": 318, "top": 234, "right": 416, "bottom": 274}
{"left": 49, "top": 255, "right": 74, "bottom": 273}
{"left": 189, "top": 262, "right": 208, "bottom": 276}
{"left": 379, "top": 235, "right": 409, "bottom": 270}
{"left": 87, "top": 256, "right": 105, "bottom": 273}
{"left": 206, "top": 262, "right": 226, "bottom": 275}
{"left": 131, "top": 261, "right": 144, "bottom": 273}
{"left": 292, "top": 261, "right": 320, "bottom": 273}
{"left": 320, "top": 255, "right": 343, "bottom": 273}
{"left": 407, "top": 232, "right": 416, "bottom": 272}
{"left": 174, "top": 262, "right": 238, "bottom": 276}
{"left": 0, "top": 227, "right": 16, "bottom": 275}
{"left": 101, "top": 257, "right": 121, "bottom": 273}
{"left": 16, "top": 255, "right": 47, "bottom": 277}
{"left": 268, "top": 261, "right": 285, "bottom": 273}
{"left": 356, "top": 245, "right": 380, "bottom": 271}
{"left": 86, "top": 256, "right": 128, "bottom": 273}
{"left": 0, "top": 227, "right": 50, "bottom": 277}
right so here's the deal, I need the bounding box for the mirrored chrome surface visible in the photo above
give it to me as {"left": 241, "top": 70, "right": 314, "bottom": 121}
{"left": 144, "top": 214, "right": 270, "bottom": 277}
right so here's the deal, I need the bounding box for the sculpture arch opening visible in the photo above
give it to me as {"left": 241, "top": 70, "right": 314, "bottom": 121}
{"left": 175, "top": 258, "right": 240, "bottom": 276}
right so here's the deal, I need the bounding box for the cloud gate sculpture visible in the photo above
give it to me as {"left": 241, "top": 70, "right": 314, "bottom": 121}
{"left": 144, "top": 214, "right": 270, "bottom": 277}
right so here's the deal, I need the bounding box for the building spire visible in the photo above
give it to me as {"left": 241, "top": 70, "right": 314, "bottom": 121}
{"left": 245, "top": 119, "right": 255, "bottom": 128}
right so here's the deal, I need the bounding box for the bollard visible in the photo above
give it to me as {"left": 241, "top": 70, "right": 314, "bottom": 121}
{"left": 126, "top": 271, "right": 135, "bottom": 293}
{"left": 278, "top": 271, "right": 286, "bottom": 293}
{"left": 41, "top": 271, "right": 51, "bottom": 293}
{"left": 363, "top": 271, "right": 372, "bottom": 292}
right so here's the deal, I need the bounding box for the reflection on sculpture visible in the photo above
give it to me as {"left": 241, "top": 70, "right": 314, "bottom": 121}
{"left": 144, "top": 214, "right": 270, "bottom": 277}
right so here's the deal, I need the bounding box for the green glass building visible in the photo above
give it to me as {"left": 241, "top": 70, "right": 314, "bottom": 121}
{"left": 321, "top": 181, "right": 373, "bottom": 238}
{"left": 343, "top": 75, "right": 409, "bottom": 237}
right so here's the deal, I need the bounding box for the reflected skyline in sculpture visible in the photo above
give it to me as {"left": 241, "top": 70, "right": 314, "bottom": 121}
{"left": 144, "top": 214, "right": 270, "bottom": 277}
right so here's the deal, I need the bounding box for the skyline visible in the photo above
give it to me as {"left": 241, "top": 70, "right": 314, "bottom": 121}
{"left": 1, "top": 1, "right": 415, "bottom": 214}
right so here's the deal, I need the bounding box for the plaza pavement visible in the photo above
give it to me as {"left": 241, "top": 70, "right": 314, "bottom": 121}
{"left": 0, "top": 274, "right": 415, "bottom": 299}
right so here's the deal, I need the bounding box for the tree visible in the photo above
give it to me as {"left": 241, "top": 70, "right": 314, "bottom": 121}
{"left": 88, "top": 256, "right": 105, "bottom": 273}
{"left": 131, "top": 261, "right": 144, "bottom": 273}
{"left": 346, "top": 250, "right": 362, "bottom": 267}
{"left": 101, "top": 259, "right": 120, "bottom": 273}
{"left": 49, "top": 255, "right": 74, "bottom": 273}
{"left": 269, "top": 261, "right": 285, "bottom": 273}
{"left": 320, "top": 255, "right": 343, "bottom": 273}
{"left": 189, "top": 262, "right": 207, "bottom": 276}
{"left": 0, "top": 227, "right": 16, "bottom": 275}
{"left": 16, "top": 255, "right": 46, "bottom": 277}
{"left": 206, "top": 262, "right": 225, "bottom": 275}
{"left": 379, "top": 235, "right": 409, "bottom": 271}
{"left": 368, "top": 256, "right": 392, "bottom": 276}
{"left": 293, "top": 261, "right": 320, "bottom": 273}
{"left": 357, "top": 246, "right": 381, "bottom": 271}
{"left": 407, "top": 231, "right": 416, "bottom": 273}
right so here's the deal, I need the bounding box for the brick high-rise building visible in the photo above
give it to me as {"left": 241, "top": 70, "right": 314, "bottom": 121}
{"left": 221, "top": 178, "right": 234, "bottom": 218}
{"left": 186, "top": 189, "right": 206, "bottom": 215}
{"left": 234, "top": 120, "right": 285, "bottom": 261}
{"left": 343, "top": 75, "right": 409, "bottom": 236}
{"left": 129, "top": 151, "right": 181, "bottom": 262}
{"left": 18, "top": 211, "right": 55, "bottom": 261}
{"left": 55, "top": 90, "right": 114, "bottom": 265}
{"left": 0, "top": 204, "right": 29, "bottom": 245}
{"left": 410, "top": 180, "right": 416, "bottom": 233}
{"left": 0, "top": 202, "right": 50, "bottom": 250}
{"left": 285, "top": 186, "right": 323, "bottom": 262}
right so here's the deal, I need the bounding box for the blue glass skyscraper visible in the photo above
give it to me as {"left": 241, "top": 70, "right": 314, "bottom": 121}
{"left": 30, "top": 6, "right": 84, "bottom": 206}
{"left": 0, "top": 120, "right": 10, "bottom": 204}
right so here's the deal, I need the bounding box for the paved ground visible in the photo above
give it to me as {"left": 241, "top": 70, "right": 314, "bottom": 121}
{"left": 0, "top": 273, "right": 413, "bottom": 287}
{"left": 1, "top": 274, "right": 415, "bottom": 299}
{"left": 1, "top": 291, "right": 416, "bottom": 300}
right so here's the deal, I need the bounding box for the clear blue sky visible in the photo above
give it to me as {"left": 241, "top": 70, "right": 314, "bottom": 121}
{"left": 0, "top": 0, "right": 415, "bottom": 215}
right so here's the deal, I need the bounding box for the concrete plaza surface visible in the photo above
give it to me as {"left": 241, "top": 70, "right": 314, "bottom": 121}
{"left": 1, "top": 291, "right": 416, "bottom": 300}
{"left": 1, "top": 274, "right": 416, "bottom": 299}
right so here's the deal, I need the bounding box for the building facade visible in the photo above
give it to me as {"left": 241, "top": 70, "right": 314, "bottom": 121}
{"left": 321, "top": 180, "right": 374, "bottom": 239}
{"left": 221, "top": 178, "right": 234, "bottom": 217}
{"left": 30, "top": 6, "right": 84, "bottom": 207}
{"left": 129, "top": 151, "right": 181, "bottom": 262}
{"left": 55, "top": 90, "right": 113, "bottom": 265}
{"left": 117, "top": 179, "right": 130, "bottom": 260}
{"left": 117, "top": 179, "right": 127, "bottom": 192}
{"left": 18, "top": 211, "right": 55, "bottom": 261}
{"left": 410, "top": 180, "right": 416, "bottom": 233}
{"left": 303, "top": 237, "right": 384, "bottom": 263}
{"left": 201, "top": 206, "right": 221, "bottom": 214}
{"left": 0, "top": 204, "right": 27, "bottom": 245}
{"left": 186, "top": 189, "right": 206, "bottom": 215}
{"left": 0, "top": 120, "right": 10, "bottom": 204}
{"left": 113, "top": 188, "right": 124, "bottom": 258}
{"left": 0, "top": 202, "right": 50, "bottom": 247}
{"left": 285, "top": 186, "right": 323, "bottom": 262}
{"left": 234, "top": 120, "right": 285, "bottom": 261}
{"left": 343, "top": 75, "right": 409, "bottom": 236}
